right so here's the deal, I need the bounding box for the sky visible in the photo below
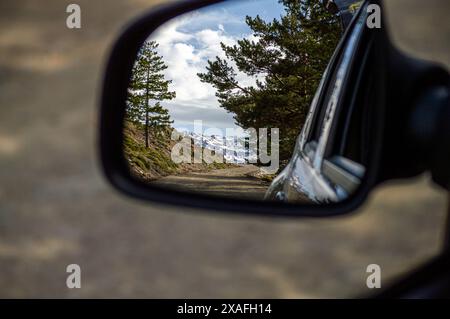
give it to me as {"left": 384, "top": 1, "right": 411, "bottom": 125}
{"left": 148, "top": 0, "right": 286, "bottom": 135}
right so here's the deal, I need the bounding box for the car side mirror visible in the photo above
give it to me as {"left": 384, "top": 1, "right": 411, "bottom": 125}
{"left": 99, "top": 0, "right": 449, "bottom": 217}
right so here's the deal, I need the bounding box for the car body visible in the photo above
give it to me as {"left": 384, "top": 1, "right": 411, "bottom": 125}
{"left": 265, "top": 3, "right": 368, "bottom": 204}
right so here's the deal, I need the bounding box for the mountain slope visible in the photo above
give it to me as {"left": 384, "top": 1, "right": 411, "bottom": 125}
{"left": 123, "top": 122, "right": 232, "bottom": 181}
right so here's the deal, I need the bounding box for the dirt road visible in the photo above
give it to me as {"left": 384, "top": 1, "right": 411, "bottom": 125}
{"left": 153, "top": 165, "right": 270, "bottom": 200}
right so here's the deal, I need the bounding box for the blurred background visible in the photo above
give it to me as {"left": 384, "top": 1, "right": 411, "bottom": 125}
{"left": 0, "top": 0, "right": 449, "bottom": 298}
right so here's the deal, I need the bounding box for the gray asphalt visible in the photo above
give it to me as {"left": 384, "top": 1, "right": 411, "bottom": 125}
{"left": 0, "top": 0, "right": 449, "bottom": 298}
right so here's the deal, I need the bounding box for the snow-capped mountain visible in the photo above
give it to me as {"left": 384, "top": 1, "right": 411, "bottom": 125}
{"left": 187, "top": 132, "right": 257, "bottom": 164}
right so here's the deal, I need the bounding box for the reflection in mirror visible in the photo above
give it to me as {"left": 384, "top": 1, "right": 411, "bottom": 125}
{"left": 123, "top": 0, "right": 365, "bottom": 204}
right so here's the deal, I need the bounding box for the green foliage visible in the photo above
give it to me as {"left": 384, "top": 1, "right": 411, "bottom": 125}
{"left": 123, "top": 122, "right": 237, "bottom": 180}
{"left": 198, "top": 0, "right": 341, "bottom": 160}
{"left": 127, "top": 41, "right": 176, "bottom": 147}
{"left": 123, "top": 125, "right": 178, "bottom": 177}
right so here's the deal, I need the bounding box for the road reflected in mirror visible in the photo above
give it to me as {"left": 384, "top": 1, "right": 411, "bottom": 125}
{"left": 123, "top": 0, "right": 367, "bottom": 204}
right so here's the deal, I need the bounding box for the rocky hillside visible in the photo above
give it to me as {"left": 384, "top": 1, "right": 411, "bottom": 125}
{"left": 123, "top": 122, "right": 232, "bottom": 181}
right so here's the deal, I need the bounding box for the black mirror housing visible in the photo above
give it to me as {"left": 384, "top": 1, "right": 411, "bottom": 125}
{"left": 99, "top": 0, "right": 449, "bottom": 217}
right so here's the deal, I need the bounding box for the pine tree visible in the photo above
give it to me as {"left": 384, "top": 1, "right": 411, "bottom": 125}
{"left": 198, "top": 0, "right": 341, "bottom": 160}
{"left": 149, "top": 102, "right": 173, "bottom": 130}
{"left": 127, "top": 41, "right": 176, "bottom": 147}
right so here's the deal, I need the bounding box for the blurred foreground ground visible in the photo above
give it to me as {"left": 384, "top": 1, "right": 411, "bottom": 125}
{"left": 0, "top": 0, "right": 449, "bottom": 298}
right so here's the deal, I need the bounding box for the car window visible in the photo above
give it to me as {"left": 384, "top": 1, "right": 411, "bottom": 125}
{"left": 306, "top": 2, "right": 364, "bottom": 146}
{"left": 311, "top": 4, "right": 367, "bottom": 170}
{"left": 307, "top": 42, "right": 345, "bottom": 144}
{"left": 330, "top": 38, "right": 373, "bottom": 166}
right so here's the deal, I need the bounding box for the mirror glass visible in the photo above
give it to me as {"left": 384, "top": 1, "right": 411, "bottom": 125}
{"left": 123, "top": 0, "right": 366, "bottom": 204}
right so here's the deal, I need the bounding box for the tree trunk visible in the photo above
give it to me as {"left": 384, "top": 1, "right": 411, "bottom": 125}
{"left": 145, "top": 111, "right": 149, "bottom": 148}
{"left": 144, "top": 66, "right": 150, "bottom": 148}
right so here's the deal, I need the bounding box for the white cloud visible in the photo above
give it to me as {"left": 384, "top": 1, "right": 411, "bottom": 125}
{"left": 151, "top": 17, "right": 193, "bottom": 47}
{"left": 148, "top": 10, "right": 260, "bottom": 130}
